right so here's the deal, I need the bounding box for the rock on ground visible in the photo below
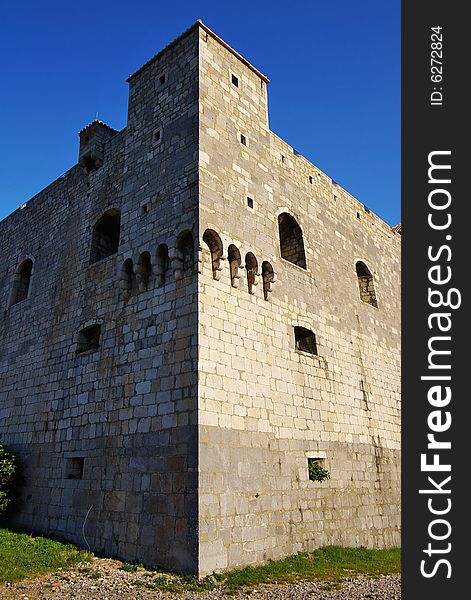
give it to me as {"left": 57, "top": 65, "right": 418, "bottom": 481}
{"left": 0, "top": 558, "right": 401, "bottom": 599}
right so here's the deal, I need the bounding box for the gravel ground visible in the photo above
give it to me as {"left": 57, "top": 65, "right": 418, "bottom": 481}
{"left": 0, "top": 557, "right": 401, "bottom": 599}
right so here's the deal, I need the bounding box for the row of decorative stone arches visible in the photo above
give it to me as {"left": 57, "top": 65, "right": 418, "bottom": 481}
{"left": 119, "top": 228, "right": 277, "bottom": 302}
{"left": 201, "top": 228, "right": 378, "bottom": 307}
{"left": 7, "top": 206, "right": 377, "bottom": 308}
{"left": 9, "top": 247, "right": 377, "bottom": 310}
{"left": 120, "top": 229, "right": 195, "bottom": 294}
{"left": 201, "top": 229, "right": 276, "bottom": 300}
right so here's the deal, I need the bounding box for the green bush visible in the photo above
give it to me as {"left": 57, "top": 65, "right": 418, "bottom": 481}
{"left": 0, "top": 445, "right": 17, "bottom": 515}
{"left": 308, "top": 459, "right": 331, "bottom": 483}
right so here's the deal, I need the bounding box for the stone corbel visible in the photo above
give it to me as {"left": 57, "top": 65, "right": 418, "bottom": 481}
{"left": 263, "top": 272, "right": 277, "bottom": 300}
{"left": 197, "top": 246, "right": 203, "bottom": 274}
{"left": 135, "top": 265, "right": 148, "bottom": 293}
{"left": 170, "top": 247, "right": 183, "bottom": 281}
{"left": 213, "top": 251, "right": 225, "bottom": 281}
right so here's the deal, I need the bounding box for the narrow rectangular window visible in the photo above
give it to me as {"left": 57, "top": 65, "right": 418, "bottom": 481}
{"left": 240, "top": 134, "right": 247, "bottom": 146}
{"left": 231, "top": 74, "right": 239, "bottom": 87}
{"left": 153, "top": 128, "right": 162, "bottom": 144}
{"left": 247, "top": 197, "right": 254, "bottom": 209}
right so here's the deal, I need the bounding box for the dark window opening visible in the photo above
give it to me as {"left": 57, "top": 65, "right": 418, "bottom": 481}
{"left": 357, "top": 212, "right": 360, "bottom": 219}
{"left": 203, "top": 229, "right": 223, "bottom": 280}
{"left": 76, "top": 325, "right": 101, "bottom": 354}
{"left": 141, "top": 202, "right": 150, "bottom": 214}
{"left": 90, "top": 209, "right": 121, "bottom": 263}
{"left": 12, "top": 259, "right": 33, "bottom": 305}
{"left": 81, "top": 154, "right": 101, "bottom": 175}
{"left": 309, "top": 176, "right": 313, "bottom": 184}
{"left": 294, "top": 326, "right": 318, "bottom": 354}
{"left": 65, "top": 457, "right": 84, "bottom": 480}
{"left": 231, "top": 74, "right": 239, "bottom": 87}
{"left": 356, "top": 261, "right": 378, "bottom": 307}
{"left": 228, "top": 244, "right": 241, "bottom": 288}
{"left": 281, "top": 155, "right": 286, "bottom": 163}
{"left": 247, "top": 197, "right": 254, "bottom": 209}
{"left": 153, "top": 129, "right": 162, "bottom": 143}
{"left": 159, "top": 73, "right": 166, "bottom": 85}
{"left": 278, "top": 212, "right": 307, "bottom": 269}
{"left": 240, "top": 134, "right": 247, "bottom": 146}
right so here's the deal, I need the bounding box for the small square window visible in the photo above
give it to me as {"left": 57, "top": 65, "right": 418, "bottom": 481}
{"left": 76, "top": 325, "right": 101, "bottom": 354}
{"left": 231, "top": 74, "right": 239, "bottom": 87}
{"left": 247, "top": 197, "right": 254, "bottom": 209}
{"left": 65, "top": 457, "right": 84, "bottom": 480}
{"left": 307, "top": 457, "right": 330, "bottom": 482}
{"left": 294, "top": 326, "right": 318, "bottom": 355}
{"left": 240, "top": 134, "right": 247, "bottom": 146}
{"left": 141, "top": 202, "right": 150, "bottom": 215}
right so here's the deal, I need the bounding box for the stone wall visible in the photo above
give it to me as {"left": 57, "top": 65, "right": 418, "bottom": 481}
{"left": 198, "top": 26, "right": 400, "bottom": 575}
{"left": 0, "top": 21, "right": 400, "bottom": 577}
{"left": 0, "top": 27, "right": 200, "bottom": 573}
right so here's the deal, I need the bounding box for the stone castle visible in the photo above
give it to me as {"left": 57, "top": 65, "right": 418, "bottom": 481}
{"left": 0, "top": 21, "right": 401, "bottom": 575}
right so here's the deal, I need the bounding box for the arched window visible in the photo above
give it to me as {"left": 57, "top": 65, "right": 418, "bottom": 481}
{"left": 245, "top": 252, "right": 258, "bottom": 295}
{"left": 137, "top": 251, "right": 152, "bottom": 291}
{"left": 11, "top": 259, "right": 33, "bottom": 305}
{"left": 90, "top": 208, "right": 121, "bottom": 263}
{"left": 262, "top": 261, "right": 275, "bottom": 301}
{"left": 228, "top": 244, "right": 241, "bottom": 288}
{"left": 294, "top": 326, "right": 318, "bottom": 355}
{"left": 156, "top": 244, "right": 169, "bottom": 286}
{"left": 121, "top": 258, "right": 134, "bottom": 292}
{"left": 202, "top": 229, "right": 223, "bottom": 280}
{"left": 177, "top": 231, "right": 194, "bottom": 273}
{"left": 278, "top": 212, "right": 306, "bottom": 269}
{"left": 356, "top": 261, "right": 378, "bottom": 307}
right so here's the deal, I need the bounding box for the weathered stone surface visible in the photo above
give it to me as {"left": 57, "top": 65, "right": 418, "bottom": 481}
{"left": 0, "top": 21, "right": 400, "bottom": 576}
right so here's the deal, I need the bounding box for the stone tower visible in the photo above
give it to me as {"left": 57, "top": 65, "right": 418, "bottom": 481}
{"left": 0, "top": 21, "right": 400, "bottom": 576}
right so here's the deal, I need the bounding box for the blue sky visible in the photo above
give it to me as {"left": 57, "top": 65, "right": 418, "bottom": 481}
{"left": 0, "top": 0, "right": 400, "bottom": 225}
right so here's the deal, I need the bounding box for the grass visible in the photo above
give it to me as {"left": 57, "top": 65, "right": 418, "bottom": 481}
{"left": 0, "top": 527, "right": 400, "bottom": 593}
{"left": 122, "top": 546, "right": 401, "bottom": 593}
{"left": 0, "top": 528, "right": 91, "bottom": 583}
{"left": 218, "top": 546, "right": 400, "bottom": 591}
